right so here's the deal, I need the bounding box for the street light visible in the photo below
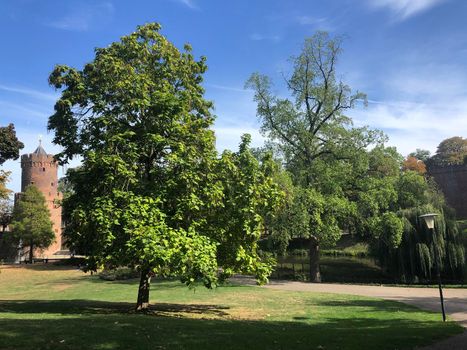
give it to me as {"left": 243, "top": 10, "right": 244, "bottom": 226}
{"left": 419, "top": 213, "right": 446, "bottom": 322}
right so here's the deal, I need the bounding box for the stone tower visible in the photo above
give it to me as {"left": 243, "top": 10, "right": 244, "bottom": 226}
{"left": 19, "top": 142, "right": 63, "bottom": 258}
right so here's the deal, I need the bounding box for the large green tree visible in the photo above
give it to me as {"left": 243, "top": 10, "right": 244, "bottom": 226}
{"left": 48, "top": 23, "right": 281, "bottom": 311}
{"left": 9, "top": 185, "right": 54, "bottom": 263}
{"left": 246, "top": 32, "right": 382, "bottom": 281}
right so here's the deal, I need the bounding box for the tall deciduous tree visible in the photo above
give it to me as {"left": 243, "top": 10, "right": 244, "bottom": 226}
{"left": 9, "top": 185, "right": 54, "bottom": 263}
{"left": 48, "top": 23, "right": 281, "bottom": 311}
{"left": 246, "top": 31, "right": 382, "bottom": 282}
{"left": 431, "top": 136, "right": 467, "bottom": 166}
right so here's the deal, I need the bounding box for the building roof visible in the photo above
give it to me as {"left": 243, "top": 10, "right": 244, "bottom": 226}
{"left": 33, "top": 143, "right": 48, "bottom": 156}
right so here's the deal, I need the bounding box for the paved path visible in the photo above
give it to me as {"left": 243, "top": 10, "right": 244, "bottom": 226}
{"left": 233, "top": 277, "right": 467, "bottom": 349}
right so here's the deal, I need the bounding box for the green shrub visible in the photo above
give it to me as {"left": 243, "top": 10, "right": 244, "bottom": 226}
{"left": 99, "top": 267, "right": 139, "bottom": 281}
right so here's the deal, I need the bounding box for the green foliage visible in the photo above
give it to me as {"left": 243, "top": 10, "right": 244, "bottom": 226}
{"left": 245, "top": 30, "right": 466, "bottom": 283}
{"left": 409, "top": 149, "right": 431, "bottom": 162}
{"left": 375, "top": 205, "right": 465, "bottom": 282}
{"left": 209, "top": 134, "right": 284, "bottom": 283}
{"left": 8, "top": 185, "right": 55, "bottom": 260}
{"left": 375, "top": 212, "right": 404, "bottom": 249}
{"left": 49, "top": 23, "right": 281, "bottom": 306}
{"left": 0, "top": 123, "right": 23, "bottom": 199}
{"left": 99, "top": 266, "right": 139, "bottom": 281}
{"left": 246, "top": 32, "right": 385, "bottom": 282}
{"left": 0, "top": 199, "right": 12, "bottom": 232}
{"left": 430, "top": 136, "right": 467, "bottom": 166}
{"left": 396, "top": 171, "right": 428, "bottom": 208}
{"left": 0, "top": 123, "right": 24, "bottom": 166}
{"left": 68, "top": 190, "right": 219, "bottom": 287}
{"left": 267, "top": 186, "right": 353, "bottom": 255}
{"left": 245, "top": 32, "right": 382, "bottom": 187}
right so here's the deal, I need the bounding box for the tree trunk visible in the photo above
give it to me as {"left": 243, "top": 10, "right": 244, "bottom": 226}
{"left": 28, "top": 240, "right": 34, "bottom": 264}
{"left": 136, "top": 267, "right": 152, "bottom": 312}
{"left": 309, "top": 236, "right": 321, "bottom": 283}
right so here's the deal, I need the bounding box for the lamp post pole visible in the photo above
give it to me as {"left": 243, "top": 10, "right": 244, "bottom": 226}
{"left": 432, "top": 227, "right": 446, "bottom": 322}
{"left": 419, "top": 213, "right": 446, "bottom": 322}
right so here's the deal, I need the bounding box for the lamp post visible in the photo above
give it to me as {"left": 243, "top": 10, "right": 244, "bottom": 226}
{"left": 419, "top": 213, "right": 446, "bottom": 322}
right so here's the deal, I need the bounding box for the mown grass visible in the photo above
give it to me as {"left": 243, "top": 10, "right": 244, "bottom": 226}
{"left": 0, "top": 264, "right": 463, "bottom": 349}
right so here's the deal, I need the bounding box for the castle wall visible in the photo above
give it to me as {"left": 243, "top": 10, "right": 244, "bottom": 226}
{"left": 428, "top": 164, "right": 467, "bottom": 219}
{"left": 20, "top": 152, "right": 63, "bottom": 258}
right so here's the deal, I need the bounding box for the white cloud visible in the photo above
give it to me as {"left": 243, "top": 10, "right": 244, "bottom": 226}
{"left": 172, "top": 0, "right": 198, "bottom": 10}
{"left": 0, "top": 84, "right": 58, "bottom": 102}
{"left": 205, "top": 83, "right": 250, "bottom": 93}
{"left": 0, "top": 101, "right": 49, "bottom": 122}
{"left": 296, "top": 16, "right": 334, "bottom": 31}
{"left": 369, "top": 0, "right": 447, "bottom": 20}
{"left": 349, "top": 63, "right": 467, "bottom": 156}
{"left": 47, "top": 2, "right": 114, "bottom": 31}
{"left": 249, "top": 33, "right": 281, "bottom": 42}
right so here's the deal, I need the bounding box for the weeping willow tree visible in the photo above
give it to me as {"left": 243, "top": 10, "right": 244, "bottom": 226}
{"left": 375, "top": 205, "right": 465, "bottom": 283}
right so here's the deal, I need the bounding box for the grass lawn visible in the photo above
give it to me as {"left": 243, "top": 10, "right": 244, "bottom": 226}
{"left": 0, "top": 265, "right": 463, "bottom": 350}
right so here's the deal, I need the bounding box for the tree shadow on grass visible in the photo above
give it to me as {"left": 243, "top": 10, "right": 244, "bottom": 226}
{"left": 0, "top": 299, "right": 230, "bottom": 317}
{"left": 0, "top": 300, "right": 462, "bottom": 350}
{"left": 0, "top": 298, "right": 463, "bottom": 350}
{"left": 307, "top": 299, "right": 422, "bottom": 313}
{"left": 1, "top": 264, "right": 79, "bottom": 272}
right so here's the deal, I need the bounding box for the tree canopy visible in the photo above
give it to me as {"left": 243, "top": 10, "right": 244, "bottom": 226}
{"left": 9, "top": 185, "right": 54, "bottom": 263}
{"left": 48, "top": 23, "right": 281, "bottom": 310}
{"left": 431, "top": 136, "right": 467, "bottom": 166}
{"left": 402, "top": 156, "right": 427, "bottom": 174}
{"left": 246, "top": 31, "right": 383, "bottom": 281}
{"left": 247, "top": 32, "right": 465, "bottom": 283}
{"left": 0, "top": 123, "right": 24, "bottom": 166}
{"left": 0, "top": 123, "right": 24, "bottom": 199}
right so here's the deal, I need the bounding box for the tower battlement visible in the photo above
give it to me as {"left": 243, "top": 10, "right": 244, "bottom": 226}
{"left": 21, "top": 153, "right": 57, "bottom": 164}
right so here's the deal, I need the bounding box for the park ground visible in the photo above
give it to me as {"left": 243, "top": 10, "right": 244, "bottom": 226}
{"left": 0, "top": 264, "right": 464, "bottom": 350}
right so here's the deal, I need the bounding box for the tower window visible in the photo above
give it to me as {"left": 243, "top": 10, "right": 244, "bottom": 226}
{"left": 43, "top": 167, "right": 46, "bottom": 172}
{"left": 30, "top": 181, "right": 34, "bottom": 185}
{"left": 51, "top": 182, "right": 54, "bottom": 186}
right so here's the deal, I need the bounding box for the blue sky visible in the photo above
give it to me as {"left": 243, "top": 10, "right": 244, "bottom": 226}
{"left": 1, "top": 0, "right": 467, "bottom": 193}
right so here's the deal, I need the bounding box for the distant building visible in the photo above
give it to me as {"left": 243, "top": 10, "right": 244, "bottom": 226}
{"left": 15, "top": 143, "right": 66, "bottom": 259}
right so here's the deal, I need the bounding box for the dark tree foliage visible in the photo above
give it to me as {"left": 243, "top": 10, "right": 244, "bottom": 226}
{"left": 375, "top": 205, "right": 465, "bottom": 283}
{"left": 0, "top": 123, "right": 24, "bottom": 165}
{"left": 409, "top": 149, "right": 431, "bottom": 163}
{"left": 0, "top": 123, "right": 24, "bottom": 199}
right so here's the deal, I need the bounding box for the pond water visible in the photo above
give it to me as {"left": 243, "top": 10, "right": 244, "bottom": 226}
{"left": 274, "top": 255, "right": 393, "bottom": 283}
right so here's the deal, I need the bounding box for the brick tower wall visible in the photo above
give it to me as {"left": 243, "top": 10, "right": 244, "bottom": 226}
{"left": 20, "top": 153, "right": 63, "bottom": 258}
{"left": 428, "top": 164, "right": 467, "bottom": 219}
